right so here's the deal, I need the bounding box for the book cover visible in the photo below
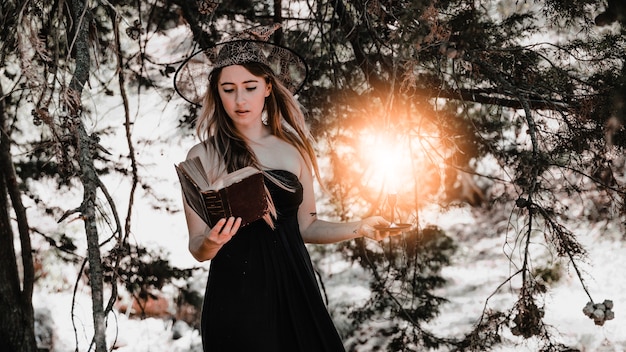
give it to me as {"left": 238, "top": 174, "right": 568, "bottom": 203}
{"left": 175, "top": 157, "right": 269, "bottom": 228}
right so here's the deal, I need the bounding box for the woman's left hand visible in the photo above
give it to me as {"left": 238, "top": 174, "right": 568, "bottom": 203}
{"left": 357, "top": 216, "right": 396, "bottom": 241}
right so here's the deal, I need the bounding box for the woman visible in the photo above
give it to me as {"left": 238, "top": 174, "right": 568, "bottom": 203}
{"left": 174, "top": 25, "right": 391, "bottom": 352}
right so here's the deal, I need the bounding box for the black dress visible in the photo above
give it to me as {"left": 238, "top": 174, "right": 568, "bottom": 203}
{"left": 201, "top": 170, "right": 346, "bottom": 352}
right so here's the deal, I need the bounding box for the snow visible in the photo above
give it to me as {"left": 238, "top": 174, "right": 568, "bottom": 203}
{"left": 32, "top": 201, "right": 626, "bottom": 351}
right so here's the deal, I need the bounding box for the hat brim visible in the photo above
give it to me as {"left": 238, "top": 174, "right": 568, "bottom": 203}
{"left": 174, "top": 39, "right": 308, "bottom": 106}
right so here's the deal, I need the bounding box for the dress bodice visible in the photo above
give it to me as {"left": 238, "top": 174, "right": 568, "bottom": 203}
{"left": 264, "top": 169, "right": 303, "bottom": 221}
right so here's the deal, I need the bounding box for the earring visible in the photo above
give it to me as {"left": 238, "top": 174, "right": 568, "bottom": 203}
{"left": 261, "top": 110, "right": 268, "bottom": 125}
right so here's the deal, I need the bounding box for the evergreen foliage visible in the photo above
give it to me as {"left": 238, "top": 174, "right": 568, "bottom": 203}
{"left": 344, "top": 226, "right": 457, "bottom": 351}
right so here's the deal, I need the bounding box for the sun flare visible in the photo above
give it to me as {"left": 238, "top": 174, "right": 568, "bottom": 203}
{"left": 358, "top": 130, "right": 409, "bottom": 194}
{"left": 355, "top": 123, "right": 444, "bottom": 210}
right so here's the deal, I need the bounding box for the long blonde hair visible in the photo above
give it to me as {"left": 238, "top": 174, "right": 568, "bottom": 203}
{"left": 195, "top": 62, "right": 321, "bottom": 185}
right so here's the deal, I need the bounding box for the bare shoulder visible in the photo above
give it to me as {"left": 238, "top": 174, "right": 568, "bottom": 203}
{"left": 186, "top": 142, "right": 206, "bottom": 159}
{"left": 255, "top": 135, "right": 304, "bottom": 177}
{"left": 186, "top": 141, "right": 223, "bottom": 175}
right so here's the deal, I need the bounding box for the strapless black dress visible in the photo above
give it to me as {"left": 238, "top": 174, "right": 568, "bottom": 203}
{"left": 201, "top": 170, "right": 346, "bottom": 352}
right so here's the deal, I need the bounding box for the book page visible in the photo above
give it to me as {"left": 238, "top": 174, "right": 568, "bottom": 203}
{"left": 177, "top": 157, "right": 262, "bottom": 191}
{"left": 174, "top": 164, "right": 210, "bottom": 224}
{"left": 177, "top": 157, "right": 211, "bottom": 190}
{"left": 212, "top": 166, "right": 262, "bottom": 190}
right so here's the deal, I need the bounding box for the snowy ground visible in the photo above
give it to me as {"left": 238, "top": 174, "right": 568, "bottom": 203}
{"left": 422, "top": 211, "right": 626, "bottom": 352}
{"left": 32, "top": 204, "right": 625, "bottom": 352}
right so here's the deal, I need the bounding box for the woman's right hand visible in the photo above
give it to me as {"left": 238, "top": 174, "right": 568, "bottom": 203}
{"left": 188, "top": 216, "right": 242, "bottom": 262}
{"left": 203, "top": 217, "right": 242, "bottom": 247}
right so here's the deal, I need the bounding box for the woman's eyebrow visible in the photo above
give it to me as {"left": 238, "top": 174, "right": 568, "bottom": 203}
{"left": 220, "top": 79, "right": 259, "bottom": 86}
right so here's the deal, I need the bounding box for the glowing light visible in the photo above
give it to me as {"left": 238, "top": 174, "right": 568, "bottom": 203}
{"left": 359, "top": 129, "right": 411, "bottom": 195}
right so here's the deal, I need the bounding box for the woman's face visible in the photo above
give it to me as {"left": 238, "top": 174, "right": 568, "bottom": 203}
{"left": 217, "top": 65, "right": 271, "bottom": 127}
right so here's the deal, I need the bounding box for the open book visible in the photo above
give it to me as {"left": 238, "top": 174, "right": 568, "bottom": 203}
{"left": 175, "top": 157, "right": 270, "bottom": 228}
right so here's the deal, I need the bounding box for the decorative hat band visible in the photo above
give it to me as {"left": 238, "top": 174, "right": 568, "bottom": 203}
{"left": 174, "top": 25, "right": 308, "bottom": 105}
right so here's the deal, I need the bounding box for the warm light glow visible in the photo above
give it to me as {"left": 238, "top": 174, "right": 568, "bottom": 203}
{"left": 355, "top": 121, "right": 445, "bottom": 207}
{"left": 358, "top": 129, "right": 413, "bottom": 195}
{"left": 326, "top": 106, "right": 448, "bottom": 222}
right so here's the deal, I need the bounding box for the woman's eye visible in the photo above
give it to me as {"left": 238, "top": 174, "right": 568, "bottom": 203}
{"left": 223, "top": 89, "right": 234, "bottom": 93}
{"left": 246, "top": 86, "right": 257, "bottom": 91}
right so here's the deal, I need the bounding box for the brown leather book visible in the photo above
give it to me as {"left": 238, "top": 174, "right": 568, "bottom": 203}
{"left": 175, "top": 157, "right": 269, "bottom": 228}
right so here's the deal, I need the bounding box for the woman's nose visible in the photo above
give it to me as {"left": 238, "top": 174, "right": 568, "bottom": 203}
{"left": 235, "top": 88, "right": 245, "bottom": 104}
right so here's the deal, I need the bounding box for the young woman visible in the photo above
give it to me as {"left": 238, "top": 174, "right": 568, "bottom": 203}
{"left": 174, "top": 26, "right": 391, "bottom": 352}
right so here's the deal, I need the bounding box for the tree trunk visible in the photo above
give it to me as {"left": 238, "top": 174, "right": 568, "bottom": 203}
{"left": 0, "top": 83, "right": 37, "bottom": 352}
{"left": 68, "top": 0, "right": 107, "bottom": 350}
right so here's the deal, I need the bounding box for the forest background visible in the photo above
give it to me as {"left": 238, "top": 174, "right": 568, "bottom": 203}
{"left": 1, "top": 0, "right": 626, "bottom": 351}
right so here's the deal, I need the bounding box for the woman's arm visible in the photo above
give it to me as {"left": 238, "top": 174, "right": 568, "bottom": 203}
{"left": 185, "top": 201, "right": 241, "bottom": 261}
{"left": 297, "top": 159, "right": 391, "bottom": 244}
{"left": 184, "top": 143, "right": 242, "bottom": 261}
{"left": 301, "top": 216, "right": 391, "bottom": 244}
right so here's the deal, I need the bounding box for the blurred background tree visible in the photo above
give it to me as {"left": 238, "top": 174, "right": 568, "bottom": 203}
{"left": 1, "top": 0, "right": 624, "bottom": 351}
